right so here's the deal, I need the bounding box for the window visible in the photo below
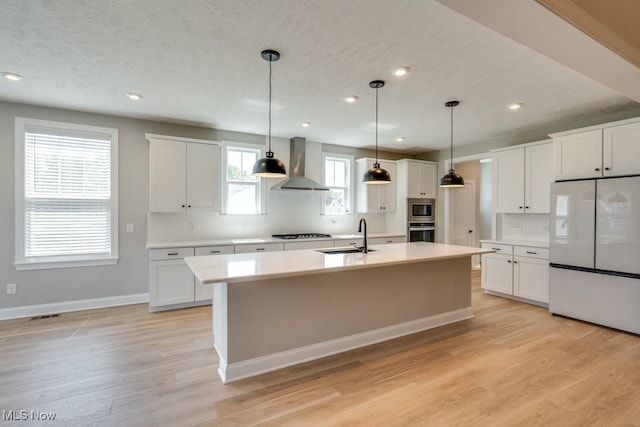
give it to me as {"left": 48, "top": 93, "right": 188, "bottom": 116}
{"left": 322, "top": 153, "right": 353, "bottom": 215}
{"left": 15, "top": 118, "right": 118, "bottom": 270}
{"left": 222, "top": 144, "right": 263, "bottom": 215}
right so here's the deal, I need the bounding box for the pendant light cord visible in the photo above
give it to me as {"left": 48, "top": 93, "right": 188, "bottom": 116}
{"left": 374, "top": 86, "right": 379, "bottom": 167}
{"left": 267, "top": 56, "right": 272, "bottom": 154}
{"left": 449, "top": 105, "right": 454, "bottom": 172}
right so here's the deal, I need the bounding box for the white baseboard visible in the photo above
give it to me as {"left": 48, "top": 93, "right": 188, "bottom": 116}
{"left": 0, "top": 293, "right": 150, "bottom": 321}
{"left": 219, "top": 307, "right": 474, "bottom": 384}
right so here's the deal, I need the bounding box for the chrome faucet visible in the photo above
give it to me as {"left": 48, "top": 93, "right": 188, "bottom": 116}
{"left": 357, "top": 218, "right": 368, "bottom": 253}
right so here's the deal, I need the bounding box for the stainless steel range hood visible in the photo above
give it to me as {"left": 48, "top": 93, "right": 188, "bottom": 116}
{"left": 271, "top": 137, "right": 329, "bottom": 191}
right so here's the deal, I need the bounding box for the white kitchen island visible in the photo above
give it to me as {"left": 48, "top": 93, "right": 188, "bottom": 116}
{"left": 185, "top": 242, "right": 492, "bottom": 383}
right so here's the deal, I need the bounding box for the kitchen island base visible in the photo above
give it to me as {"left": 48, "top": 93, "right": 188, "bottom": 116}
{"left": 213, "top": 256, "right": 472, "bottom": 383}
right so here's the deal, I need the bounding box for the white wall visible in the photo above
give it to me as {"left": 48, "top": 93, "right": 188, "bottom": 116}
{"left": 0, "top": 100, "right": 403, "bottom": 314}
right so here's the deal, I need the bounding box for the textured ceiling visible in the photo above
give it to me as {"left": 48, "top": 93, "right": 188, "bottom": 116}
{"left": 1, "top": 0, "right": 638, "bottom": 154}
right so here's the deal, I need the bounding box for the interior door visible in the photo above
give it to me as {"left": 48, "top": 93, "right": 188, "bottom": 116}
{"left": 452, "top": 180, "right": 478, "bottom": 267}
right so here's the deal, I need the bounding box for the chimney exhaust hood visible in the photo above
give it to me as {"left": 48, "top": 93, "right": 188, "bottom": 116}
{"left": 271, "top": 137, "right": 329, "bottom": 191}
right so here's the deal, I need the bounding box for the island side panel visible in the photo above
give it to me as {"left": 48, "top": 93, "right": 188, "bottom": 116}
{"left": 224, "top": 257, "right": 471, "bottom": 364}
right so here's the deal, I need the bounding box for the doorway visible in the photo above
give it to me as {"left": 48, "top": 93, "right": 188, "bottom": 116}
{"left": 442, "top": 157, "right": 492, "bottom": 270}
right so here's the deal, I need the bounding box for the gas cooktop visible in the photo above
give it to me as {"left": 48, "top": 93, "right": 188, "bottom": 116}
{"left": 272, "top": 233, "right": 332, "bottom": 240}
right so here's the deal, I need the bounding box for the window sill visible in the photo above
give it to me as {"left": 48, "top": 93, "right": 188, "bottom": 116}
{"left": 14, "top": 257, "right": 119, "bottom": 271}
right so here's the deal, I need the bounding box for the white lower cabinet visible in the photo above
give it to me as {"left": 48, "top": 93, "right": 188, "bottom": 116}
{"left": 149, "top": 245, "right": 233, "bottom": 310}
{"left": 481, "top": 242, "right": 549, "bottom": 305}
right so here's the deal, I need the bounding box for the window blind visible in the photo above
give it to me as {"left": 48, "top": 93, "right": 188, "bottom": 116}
{"left": 23, "top": 128, "right": 112, "bottom": 259}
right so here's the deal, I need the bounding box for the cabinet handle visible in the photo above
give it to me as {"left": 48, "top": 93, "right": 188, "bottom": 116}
{"left": 256, "top": 247, "right": 265, "bottom": 251}
{"left": 167, "top": 252, "right": 179, "bottom": 256}
{"left": 519, "top": 206, "right": 523, "bottom": 209}
{"left": 386, "top": 240, "right": 393, "bottom": 243}
{"left": 210, "top": 250, "right": 221, "bottom": 254}
{"left": 595, "top": 168, "right": 600, "bottom": 171}
{"left": 605, "top": 167, "right": 610, "bottom": 171}
{"left": 507, "top": 260, "right": 512, "bottom": 263}
{"left": 491, "top": 247, "right": 501, "bottom": 251}
{"left": 181, "top": 204, "right": 185, "bottom": 208}
{"left": 188, "top": 205, "right": 192, "bottom": 208}
{"left": 514, "top": 260, "right": 518, "bottom": 264}
{"left": 526, "top": 251, "right": 537, "bottom": 255}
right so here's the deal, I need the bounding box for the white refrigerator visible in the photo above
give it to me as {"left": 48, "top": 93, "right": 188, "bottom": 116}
{"left": 549, "top": 176, "right": 640, "bottom": 334}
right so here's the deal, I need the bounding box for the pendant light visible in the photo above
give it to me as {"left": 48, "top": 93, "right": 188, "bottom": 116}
{"left": 252, "top": 49, "right": 287, "bottom": 177}
{"left": 439, "top": 100, "right": 465, "bottom": 188}
{"left": 363, "top": 80, "right": 391, "bottom": 184}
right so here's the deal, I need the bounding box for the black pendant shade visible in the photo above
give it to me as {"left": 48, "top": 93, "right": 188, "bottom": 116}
{"left": 440, "top": 100, "right": 465, "bottom": 188}
{"left": 252, "top": 49, "right": 287, "bottom": 178}
{"left": 363, "top": 80, "right": 391, "bottom": 184}
{"left": 363, "top": 162, "right": 392, "bottom": 184}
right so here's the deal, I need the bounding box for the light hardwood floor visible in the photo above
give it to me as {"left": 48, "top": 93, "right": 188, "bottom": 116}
{"left": 1, "top": 271, "right": 639, "bottom": 426}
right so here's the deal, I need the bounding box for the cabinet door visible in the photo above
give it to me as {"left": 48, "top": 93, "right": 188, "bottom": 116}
{"left": 408, "top": 162, "right": 438, "bottom": 199}
{"left": 356, "top": 158, "right": 396, "bottom": 213}
{"left": 194, "top": 245, "right": 234, "bottom": 301}
{"left": 149, "top": 139, "right": 187, "bottom": 212}
{"left": 186, "top": 143, "right": 220, "bottom": 211}
{"left": 513, "top": 256, "right": 549, "bottom": 303}
{"left": 553, "top": 130, "right": 603, "bottom": 180}
{"left": 406, "top": 162, "right": 422, "bottom": 198}
{"left": 493, "top": 148, "right": 525, "bottom": 213}
{"left": 149, "top": 259, "right": 194, "bottom": 307}
{"left": 378, "top": 160, "right": 397, "bottom": 212}
{"left": 603, "top": 122, "right": 640, "bottom": 177}
{"left": 481, "top": 253, "right": 513, "bottom": 294}
{"left": 525, "top": 143, "right": 553, "bottom": 213}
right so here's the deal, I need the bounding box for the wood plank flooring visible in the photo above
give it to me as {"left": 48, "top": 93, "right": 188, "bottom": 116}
{"left": 1, "top": 271, "right": 639, "bottom": 426}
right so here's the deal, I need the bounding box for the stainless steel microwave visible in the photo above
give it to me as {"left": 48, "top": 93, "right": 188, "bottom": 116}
{"left": 407, "top": 198, "right": 435, "bottom": 222}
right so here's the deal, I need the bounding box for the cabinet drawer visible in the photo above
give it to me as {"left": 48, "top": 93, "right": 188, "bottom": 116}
{"left": 195, "top": 245, "right": 234, "bottom": 256}
{"left": 149, "top": 247, "right": 195, "bottom": 261}
{"left": 234, "top": 242, "right": 284, "bottom": 253}
{"left": 514, "top": 246, "right": 549, "bottom": 259}
{"left": 481, "top": 243, "right": 513, "bottom": 255}
{"left": 369, "top": 236, "right": 405, "bottom": 245}
{"left": 284, "top": 240, "right": 332, "bottom": 251}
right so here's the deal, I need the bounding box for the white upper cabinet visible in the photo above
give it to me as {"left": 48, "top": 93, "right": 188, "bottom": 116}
{"left": 403, "top": 159, "right": 438, "bottom": 199}
{"left": 492, "top": 141, "right": 553, "bottom": 214}
{"left": 551, "top": 118, "right": 640, "bottom": 181}
{"left": 355, "top": 158, "right": 397, "bottom": 213}
{"left": 148, "top": 135, "right": 220, "bottom": 213}
{"left": 603, "top": 121, "right": 640, "bottom": 177}
{"left": 552, "top": 129, "right": 603, "bottom": 180}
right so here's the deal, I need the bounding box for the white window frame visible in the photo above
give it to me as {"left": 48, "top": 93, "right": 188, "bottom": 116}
{"left": 221, "top": 142, "right": 265, "bottom": 215}
{"left": 322, "top": 152, "right": 354, "bottom": 215}
{"left": 14, "top": 117, "right": 119, "bottom": 270}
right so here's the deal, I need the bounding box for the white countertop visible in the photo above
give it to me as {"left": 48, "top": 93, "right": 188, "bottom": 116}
{"left": 147, "top": 233, "right": 405, "bottom": 249}
{"left": 480, "top": 239, "right": 549, "bottom": 248}
{"left": 185, "top": 242, "right": 493, "bottom": 284}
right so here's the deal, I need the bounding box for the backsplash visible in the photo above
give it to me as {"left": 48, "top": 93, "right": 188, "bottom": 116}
{"left": 147, "top": 190, "right": 387, "bottom": 243}
{"left": 498, "top": 213, "right": 549, "bottom": 242}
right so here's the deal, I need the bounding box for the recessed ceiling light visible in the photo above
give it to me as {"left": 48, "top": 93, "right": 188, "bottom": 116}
{"left": 509, "top": 102, "right": 523, "bottom": 110}
{"left": 126, "top": 92, "right": 143, "bottom": 100}
{"left": 345, "top": 95, "right": 358, "bottom": 103}
{"left": 392, "top": 66, "right": 410, "bottom": 77}
{"left": 2, "top": 72, "right": 24, "bottom": 81}
{"left": 395, "top": 137, "right": 405, "bottom": 142}
{"left": 301, "top": 122, "right": 311, "bottom": 127}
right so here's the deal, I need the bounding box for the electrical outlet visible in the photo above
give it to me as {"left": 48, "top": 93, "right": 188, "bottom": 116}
{"left": 126, "top": 223, "right": 134, "bottom": 233}
{"left": 7, "top": 283, "right": 16, "bottom": 295}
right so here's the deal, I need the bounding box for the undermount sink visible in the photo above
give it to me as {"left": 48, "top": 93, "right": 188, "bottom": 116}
{"left": 316, "top": 247, "right": 376, "bottom": 255}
